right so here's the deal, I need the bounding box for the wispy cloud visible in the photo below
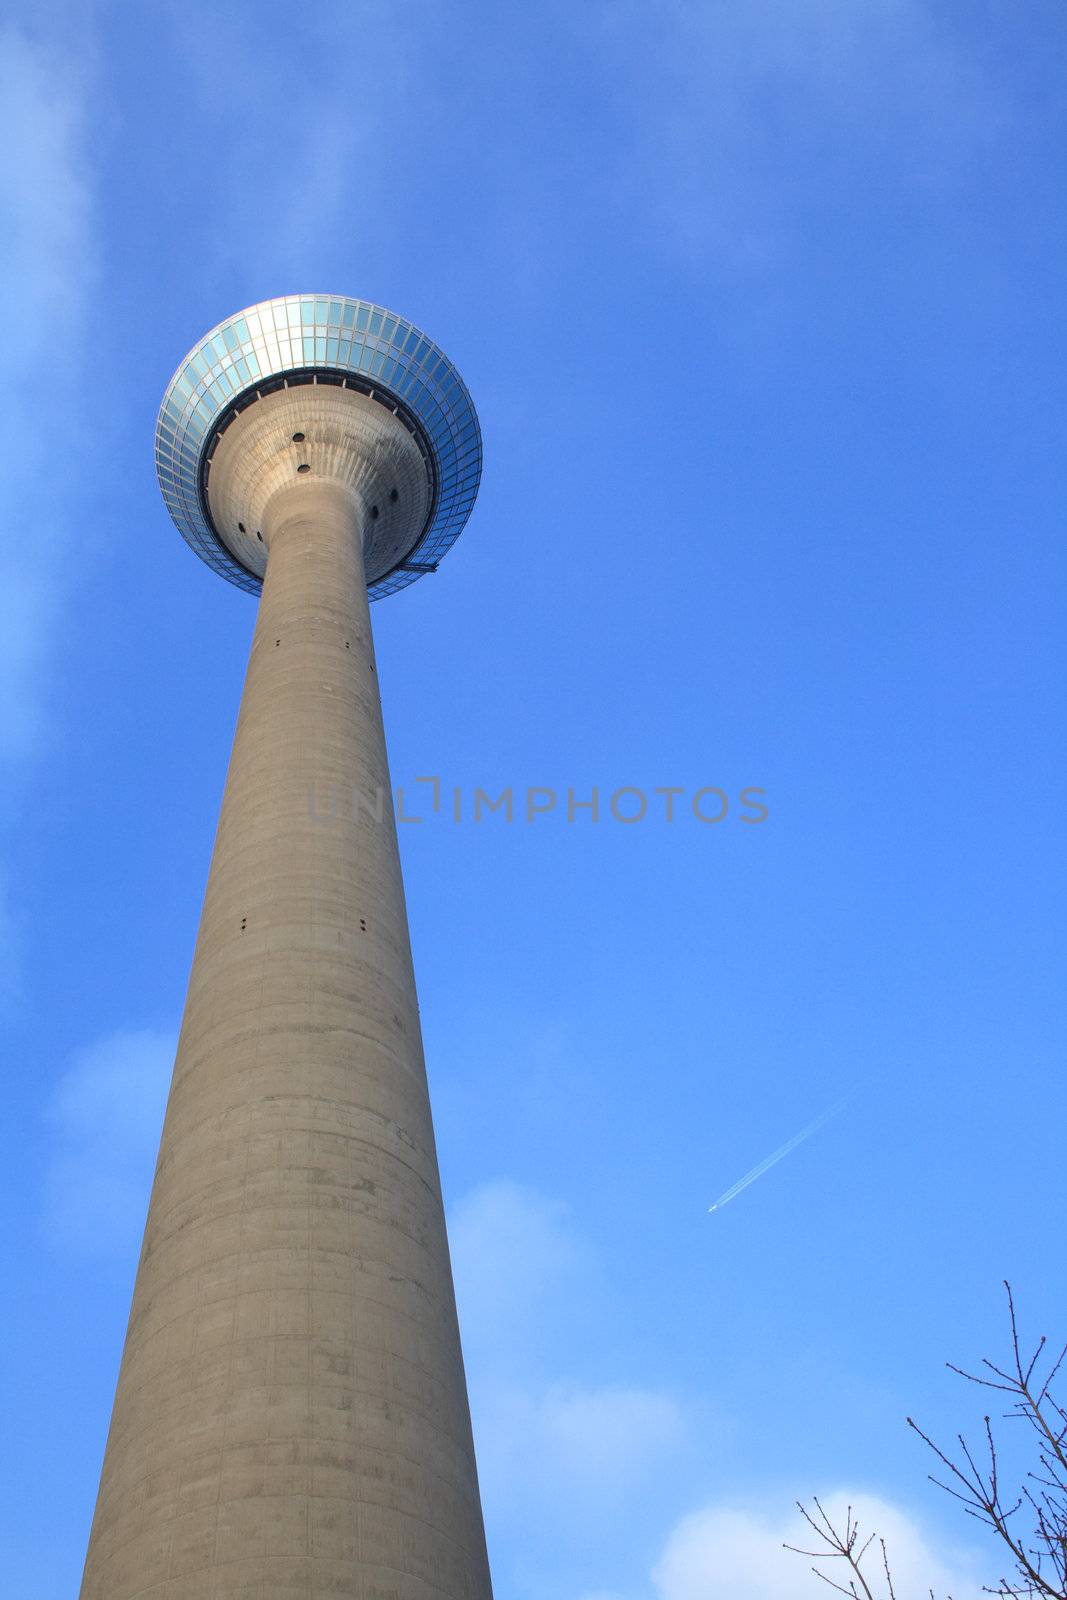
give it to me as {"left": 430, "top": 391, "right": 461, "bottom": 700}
{"left": 580, "top": 0, "right": 999, "bottom": 273}
{"left": 0, "top": 25, "right": 96, "bottom": 759}
{"left": 0, "top": 24, "right": 97, "bottom": 994}
{"left": 449, "top": 1179, "right": 690, "bottom": 1571}
{"left": 0, "top": 875, "right": 17, "bottom": 1003}
{"left": 448, "top": 1181, "right": 985, "bottom": 1600}
{"left": 449, "top": 1179, "right": 589, "bottom": 1367}
{"left": 42, "top": 1027, "right": 174, "bottom": 1259}
{"left": 475, "top": 1378, "right": 685, "bottom": 1527}
{"left": 159, "top": 0, "right": 440, "bottom": 287}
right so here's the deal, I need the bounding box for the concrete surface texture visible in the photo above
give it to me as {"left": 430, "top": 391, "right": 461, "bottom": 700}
{"left": 203, "top": 382, "right": 434, "bottom": 588}
{"left": 80, "top": 419, "right": 493, "bottom": 1598}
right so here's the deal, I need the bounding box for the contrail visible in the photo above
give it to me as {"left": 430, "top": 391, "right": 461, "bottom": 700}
{"left": 708, "top": 1093, "right": 852, "bottom": 1213}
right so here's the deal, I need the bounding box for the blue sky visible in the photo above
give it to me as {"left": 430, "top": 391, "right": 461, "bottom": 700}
{"left": 1, "top": 2, "right": 1064, "bottom": 1595}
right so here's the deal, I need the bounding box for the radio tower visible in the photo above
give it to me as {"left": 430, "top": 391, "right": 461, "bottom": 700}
{"left": 80, "top": 295, "right": 491, "bottom": 1599}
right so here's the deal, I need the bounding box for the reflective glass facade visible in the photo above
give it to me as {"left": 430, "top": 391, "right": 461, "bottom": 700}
{"left": 156, "top": 294, "right": 482, "bottom": 600}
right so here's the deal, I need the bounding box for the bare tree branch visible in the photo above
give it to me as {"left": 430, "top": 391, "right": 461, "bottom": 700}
{"left": 789, "top": 1287, "right": 1066, "bottom": 1600}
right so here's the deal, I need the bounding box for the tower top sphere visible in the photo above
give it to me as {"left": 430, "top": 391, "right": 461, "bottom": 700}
{"left": 156, "top": 294, "right": 481, "bottom": 600}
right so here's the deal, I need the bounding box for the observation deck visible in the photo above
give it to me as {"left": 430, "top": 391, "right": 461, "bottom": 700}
{"left": 156, "top": 294, "right": 481, "bottom": 600}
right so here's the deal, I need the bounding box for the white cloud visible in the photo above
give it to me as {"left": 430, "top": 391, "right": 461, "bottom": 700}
{"left": 42, "top": 1028, "right": 175, "bottom": 1258}
{"left": 449, "top": 1179, "right": 587, "bottom": 1361}
{"left": 445, "top": 1185, "right": 985, "bottom": 1600}
{"left": 449, "top": 1180, "right": 687, "bottom": 1544}
{"left": 651, "top": 1491, "right": 985, "bottom": 1600}
{"left": 476, "top": 1378, "right": 685, "bottom": 1525}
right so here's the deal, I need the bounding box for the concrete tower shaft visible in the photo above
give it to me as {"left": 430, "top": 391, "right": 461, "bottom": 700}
{"left": 81, "top": 386, "right": 492, "bottom": 1593}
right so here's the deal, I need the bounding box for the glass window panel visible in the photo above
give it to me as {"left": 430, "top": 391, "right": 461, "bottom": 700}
{"left": 315, "top": 299, "right": 329, "bottom": 324}
{"left": 356, "top": 306, "right": 369, "bottom": 331}
{"left": 303, "top": 334, "right": 316, "bottom": 361}
{"left": 301, "top": 302, "right": 315, "bottom": 326}
{"left": 315, "top": 335, "right": 326, "bottom": 361}
{"left": 326, "top": 336, "right": 339, "bottom": 362}
{"left": 392, "top": 323, "right": 408, "bottom": 348}
{"left": 342, "top": 304, "right": 355, "bottom": 327}
{"left": 369, "top": 312, "right": 383, "bottom": 335}
{"left": 328, "top": 301, "right": 342, "bottom": 326}
{"left": 381, "top": 316, "right": 396, "bottom": 340}
{"left": 223, "top": 325, "right": 239, "bottom": 351}
{"left": 235, "top": 319, "right": 250, "bottom": 343}
{"left": 404, "top": 330, "right": 420, "bottom": 354}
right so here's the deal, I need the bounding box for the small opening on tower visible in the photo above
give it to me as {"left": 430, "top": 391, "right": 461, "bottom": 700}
{"left": 238, "top": 521, "right": 246, "bottom": 533}
{"left": 370, "top": 505, "right": 379, "bottom": 519}
{"left": 389, "top": 488, "right": 398, "bottom": 503}
{"left": 297, "top": 463, "right": 311, "bottom": 474}
{"left": 292, "top": 431, "right": 305, "bottom": 442}
{"left": 257, "top": 531, "right": 263, "bottom": 542}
